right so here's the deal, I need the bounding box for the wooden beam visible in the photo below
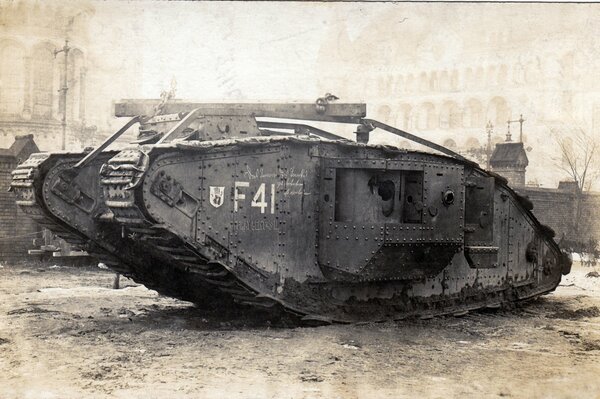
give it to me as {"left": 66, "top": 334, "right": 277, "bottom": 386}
{"left": 114, "top": 99, "right": 366, "bottom": 123}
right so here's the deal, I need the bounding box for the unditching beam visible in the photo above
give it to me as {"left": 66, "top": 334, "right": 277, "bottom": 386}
{"left": 114, "top": 100, "right": 366, "bottom": 123}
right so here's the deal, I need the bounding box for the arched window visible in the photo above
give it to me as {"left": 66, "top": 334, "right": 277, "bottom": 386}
{"left": 417, "top": 102, "right": 436, "bottom": 130}
{"left": 465, "top": 68, "right": 474, "bottom": 89}
{"left": 67, "top": 48, "right": 85, "bottom": 121}
{"left": 398, "top": 140, "right": 412, "bottom": 149}
{"left": 0, "top": 41, "right": 26, "bottom": 115}
{"left": 439, "top": 71, "right": 450, "bottom": 91}
{"left": 377, "top": 105, "right": 392, "bottom": 123}
{"left": 398, "top": 104, "right": 413, "bottom": 130}
{"left": 440, "top": 101, "right": 462, "bottom": 129}
{"left": 429, "top": 71, "right": 438, "bottom": 91}
{"left": 486, "top": 65, "right": 497, "bottom": 87}
{"left": 377, "top": 75, "right": 393, "bottom": 97}
{"left": 443, "top": 138, "right": 457, "bottom": 149}
{"left": 32, "top": 43, "right": 55, "bottom": 118}
{"left": 450, "top": 70, "right": 459, "bottom": 91}
{"left": 512, "top": 63, "right": 525, "bottom": 84}
{"left": 525, "top": 61, "right": 539, "bottom": 84}
{"left": 464, "top": 99, "right": 484, "bottom": 128}
{"left": 487, "top": 97, "right": 510, "bottom": 127}
{"left": 395, "top": 75, "right": 404, "bottom": 94}
{"left": 405, "top": 74, "right": 415, "bottom": 93}
{"left": 498, "top": 65, "right": 508, "bottom": 86}
{"left": 475, "top": 67, "right": 484, "bottom": 88}
{"left": 419, "top": 72, "right": 428, "bottom": 92}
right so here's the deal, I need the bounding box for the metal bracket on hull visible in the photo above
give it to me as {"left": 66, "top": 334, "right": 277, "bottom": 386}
{"left": 74, "top": 116, "right": 142, "bottom": 171}
{"left": 464, "top": 246, "right": 499, "bottom": 269}
{"left": 50, "top": 174, "right": 95, "bottom": 213}
{"left": 362, "top": 119, "right": 470, "bottom": 162}
{"left": 47, "top": 117, "right": 143, "bottom": 215}
{"left": 256, "top": 121, "right": 344, "bottom": 141}
{"left": 149, "top": 170, "right": 198, "bottom": 218}
{"left": 157, "top": 108, "right": 202, "bottom": 144}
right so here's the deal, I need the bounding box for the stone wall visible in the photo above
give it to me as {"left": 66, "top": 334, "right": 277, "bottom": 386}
{"left": 520, "top": 186, "right": 600, "bottom": 246}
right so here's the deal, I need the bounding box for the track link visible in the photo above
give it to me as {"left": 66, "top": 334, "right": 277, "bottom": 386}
{"left": 10, "top": 153, "right": 228, "bottom": 307}
{"left": 11, "top": 153, "right": 127, "bottom": 271}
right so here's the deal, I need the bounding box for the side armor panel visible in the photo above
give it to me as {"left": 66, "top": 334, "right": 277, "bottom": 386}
{"left": 318, "top": 156, "right": 464, "bottom": 281}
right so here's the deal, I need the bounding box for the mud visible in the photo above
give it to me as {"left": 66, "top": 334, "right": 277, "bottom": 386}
{"left": 1, "top": 261, "right": 600, "bottom": 398}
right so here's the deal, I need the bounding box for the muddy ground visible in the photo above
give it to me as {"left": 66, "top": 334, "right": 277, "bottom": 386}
{"left": 1, "top": 261, "right": 599, "bottom": 399}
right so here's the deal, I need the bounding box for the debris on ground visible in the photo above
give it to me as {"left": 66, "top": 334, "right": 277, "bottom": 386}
{"left": 0, "top": 262, "right": 599, "bottom": 398}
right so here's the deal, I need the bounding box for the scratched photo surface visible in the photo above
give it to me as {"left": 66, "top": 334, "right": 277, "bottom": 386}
{"left": 1, "top": 1, "right": 600, "bottom": 398}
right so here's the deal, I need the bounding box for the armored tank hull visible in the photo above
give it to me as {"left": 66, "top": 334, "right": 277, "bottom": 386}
{"left": 12, "top": 100, "right": 571, "bottom": 322}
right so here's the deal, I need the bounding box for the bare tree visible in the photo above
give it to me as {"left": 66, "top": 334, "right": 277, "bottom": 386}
{"left": 555, "top": 127, "right": 599, "bottom": 193}
{"left": 552, "top": 127, "right": 600, "bottom": 245}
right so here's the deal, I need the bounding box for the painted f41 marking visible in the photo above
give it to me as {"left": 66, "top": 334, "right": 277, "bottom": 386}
{"left": 233, "top": 181, "right": 276, "bottom": 214}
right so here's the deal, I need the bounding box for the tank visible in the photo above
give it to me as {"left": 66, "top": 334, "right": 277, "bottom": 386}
{"left": 11, "top": 98, "right": 572, "bottom": 323}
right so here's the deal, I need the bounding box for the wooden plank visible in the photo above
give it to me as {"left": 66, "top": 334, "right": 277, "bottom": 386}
{"left": 114, "top": 99, "right": 366, "bottom": 123}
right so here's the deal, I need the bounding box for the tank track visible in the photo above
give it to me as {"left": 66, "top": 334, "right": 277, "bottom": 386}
{"left": 125, "top": 226, "right": 283, "bottom": 310}
{"left": 100, "top": 206, "right": 564, "bottom": 322}
{"left": 100, "top": 146, "right": 564, "bottom": 323}
{"left": 11, "top": 153, "right": 131, "bottom": 272}
{"left": 10, "top": 152, "right": 231, "bottom": 308}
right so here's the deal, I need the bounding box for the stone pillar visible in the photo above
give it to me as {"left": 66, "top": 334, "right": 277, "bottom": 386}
{"left": 79, "top": 67, "right": 86, "bottom": 121}
{"left": 53, "top": 57, "right": 62, "bottom": 120}
{"left": 22, "top": 55, "right": 32, "bottom": 119}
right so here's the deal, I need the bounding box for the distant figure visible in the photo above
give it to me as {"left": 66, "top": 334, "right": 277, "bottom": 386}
{"left": 99, "top": 262, "right": 120, "bottom": 289}
{"left": 113, "top": 273, "right": 120, "bottom": 289}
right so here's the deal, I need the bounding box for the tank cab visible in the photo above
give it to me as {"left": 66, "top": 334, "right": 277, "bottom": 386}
{"left": 317, "top": 148, "right": 468, "bottom": 282}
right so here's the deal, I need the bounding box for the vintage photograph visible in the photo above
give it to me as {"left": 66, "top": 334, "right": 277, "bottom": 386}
{"left": 1, "top": 1, "right": 599, "bottom": 398}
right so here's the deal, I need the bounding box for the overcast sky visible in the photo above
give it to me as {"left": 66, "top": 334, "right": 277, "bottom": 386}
{"left": 81, "top": 2, "right": 599, "bottom": 143}
{"left": 87, "top": 1, "right": 385, "bottom": 102}
{"left": 83, "top": 1, "right": 600, "bottom": 105}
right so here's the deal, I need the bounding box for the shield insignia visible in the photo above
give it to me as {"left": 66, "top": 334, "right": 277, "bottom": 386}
{"left": 209, "top": 186, "right": 225, "bottom": 208}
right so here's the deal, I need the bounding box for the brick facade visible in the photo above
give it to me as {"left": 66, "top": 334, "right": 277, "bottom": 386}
{"left": 0, "top": 135, "right": 40, "bottom": 262}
